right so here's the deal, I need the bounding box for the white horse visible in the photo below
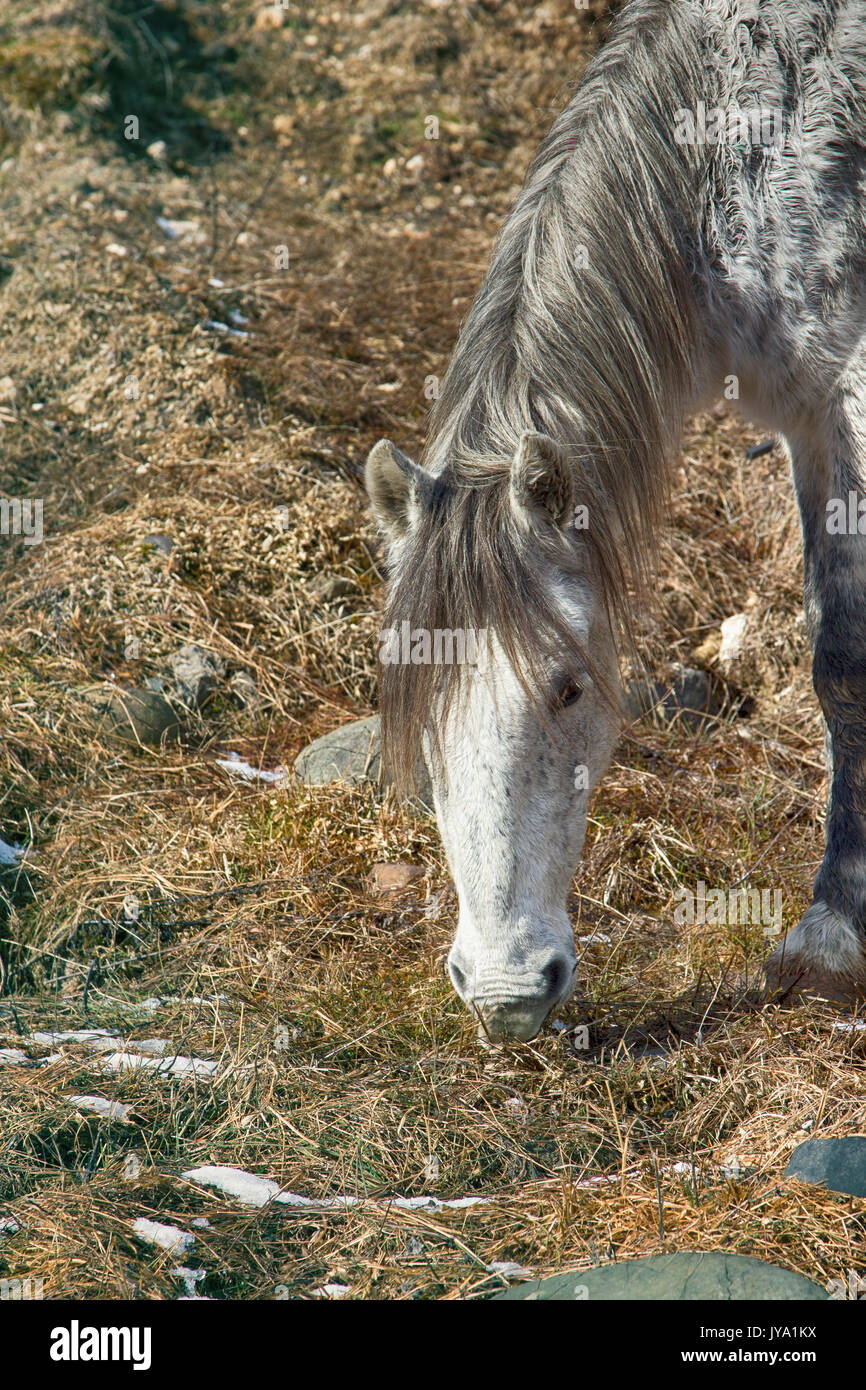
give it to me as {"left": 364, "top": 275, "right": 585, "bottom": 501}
{"left": 366, "top": 0, "right": 866, "bottom": 1040}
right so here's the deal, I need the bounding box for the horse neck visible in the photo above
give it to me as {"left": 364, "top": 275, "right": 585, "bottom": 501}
{"left": 425, "top": 12, "right": 709, "bottom": 491}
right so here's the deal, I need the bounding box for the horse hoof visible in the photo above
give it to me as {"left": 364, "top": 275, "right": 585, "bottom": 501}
{"left": 763, "top": 956, "right": 866, "bottom": 1007}
{"left": 764, "top": 902, "right": 866, "bottom": 1007}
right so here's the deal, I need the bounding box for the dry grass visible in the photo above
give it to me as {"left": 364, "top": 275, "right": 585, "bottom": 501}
{"left": 0, "top": 0, "right": 863, "bottom": 1300}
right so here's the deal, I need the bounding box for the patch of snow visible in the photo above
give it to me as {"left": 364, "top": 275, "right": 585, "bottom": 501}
{"left": 572, "top": 1170, "right": 640, "bottom": 1188}
{"left": 718, "top": 1158, "right": 745, "bottom": 1180}
{"left": 101, "top": 1052, "right": 220, "bottom": 1079}
{"left": 833, "top": 1019, "right": 866, "bottom": 1033}
{"left": 134, "top": 1038, "right": 173, "bottom": 1054}
{"left": 0, "top": 1048, "right": 27, "bottom": 1065}
{"left": 182, "top": 1166, "right": 295, "bottom": 1208}
{"left": 30, "top": 1028, "right": 118, "bottom": 1046}
{"left": 487, "top": 1261, "right": 533, "bottom": 1279}
{"left": 156, "top": 216, "right": 200, "bottom": 241}
{"left": 202, "top": 320, "right": 250, "bottom": 339}
{"left": 132, "top": 1218, "right": 195, "bottom": 1254}
{"left": 66, "top": 1095, "right": 133, "bottom": 1122}
{"left": 719, "top": 611, "right": 749, "bottom": 664}
{"left": 0, "top": 1217, "right": 20, "bottom": 1238}
{"left": 93, "top": 1038, "right": 171, "bottom": 1056}
{"left": 0, "top": 836, "right": 24, "bottom": 865}
{"left": 181, "top": 1165, "right": 491, "bottom": 1213}
{"left": 173, "top": 1266, "right": 207, "bottom": 1298}
{"left": 312, "top": 1282, "right": 351, "bottom": 1299}
{"left": 215, "top": 752, "right": 289, "bottom": 786}
{"left": 138, "top": 995, "right": 229, "bottom": 1013}
{"left": 386, "top": 1196, "right": 489, "bottom": 1212}
{"left": 503, "top": 1096, "right": 529, "bottom": 1123}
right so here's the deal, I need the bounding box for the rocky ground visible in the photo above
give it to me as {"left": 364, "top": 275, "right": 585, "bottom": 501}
{"left": 0, "top": 0, "right": 863, "bottom": 1300}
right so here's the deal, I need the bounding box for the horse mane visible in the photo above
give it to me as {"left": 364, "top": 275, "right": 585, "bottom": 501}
{"left": 380, "top": 0, "right": 713, "bottom": 789}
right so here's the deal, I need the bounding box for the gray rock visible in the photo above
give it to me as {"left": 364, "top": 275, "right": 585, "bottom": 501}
{"left": 785, "top": 1136, "right": 866, "bottom": 1197}
{"left": 229, "top": 670, "right": 260, "bottom": 710}
{"left": 141, "top": 533, "right": 174, "bottom": 556}
{"left": 99, "top": 688, "right": 183, "bottom": 746}
{"left": 294, "top": 715, "right": 432, "bottom": 811}
{"left": 626, "top": 667, "right": 725, "bottom": 729}
{"left": 304, "top": 573, "right": 356, "bottom": 604}
{"left": 166, "top": 644, "right": 226, "bottom": 709}
{"left": 494, "top": 1252, "right": 828, "bottom": 1301}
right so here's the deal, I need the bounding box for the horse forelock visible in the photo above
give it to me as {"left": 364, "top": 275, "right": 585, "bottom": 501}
{"left": 379, "top": 473, "right": 623, "bottom": 792}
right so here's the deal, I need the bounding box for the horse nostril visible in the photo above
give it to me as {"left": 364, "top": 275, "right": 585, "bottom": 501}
{"left": 542, "top": 953, "right": 573, "bottom": 1004}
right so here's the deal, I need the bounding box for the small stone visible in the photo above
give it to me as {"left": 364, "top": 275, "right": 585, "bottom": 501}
{"left": 146, "top": 140, "right": 168, "bottom": 160}
{"left": 122, "top": 1154, "right": 142, "bottom": 1181}
{"left": 626, "top": 667, "right": 725, "bottom": 729}
{"left": 141, "top": 533, "right": 174, "bottom": 557}
{"left": 0, "top": 376, "right": 15, "bottom": 405}
{"left": 100, "top": 688, "right": 183, "bottom": 746}
{"left": 156, "top": 216, "right": 203, "bottom": 243}
{"left": 295, "top": 716, "right": 380, "bottom": 787}
{"left": 719, "top": 612, "right": 749, "bottom": 666}
{"left": 294, "top": 715, "right": 432, "bottom": 811}
{"left": 368, "top": 863, "right": 425, "bottom": 894}
{"left": 303, "top": 573, "right": 356, "bottom": 604}
{"left": 166, "top": 644, "right": 225, "bottom": 710}
{"left": 495, "top": 1252, "right": 828, "bottom": 1301}
{"left": 785, "top": 1137, "right": 866, "bottom": 1198}
{"left": 229, "top": 670, "right": 260, "bottom": 710}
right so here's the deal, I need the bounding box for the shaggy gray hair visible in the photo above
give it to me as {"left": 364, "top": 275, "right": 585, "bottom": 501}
{"left": 379, "top": 0, "right": 713, "bottom": 786}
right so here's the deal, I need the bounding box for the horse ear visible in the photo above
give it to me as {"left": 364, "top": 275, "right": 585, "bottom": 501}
{"left": 510, "top": 431, "right": 573, "bottom": 528}
{"left": 365, "top": 439, "right": 434, "bottom": 543}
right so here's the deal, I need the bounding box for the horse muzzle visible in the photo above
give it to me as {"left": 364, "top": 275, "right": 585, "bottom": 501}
{"left": 448, "top": 946, "right": 577, "bottom": 1042}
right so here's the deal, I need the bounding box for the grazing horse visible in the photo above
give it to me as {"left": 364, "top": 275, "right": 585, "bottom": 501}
{"left": 365, "top": 0, "right": 866, "bottom": 1040}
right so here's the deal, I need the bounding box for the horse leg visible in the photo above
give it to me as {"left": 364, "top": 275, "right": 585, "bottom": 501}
{"left": 767, "top": 380, "right": 866, "bottom": 1003}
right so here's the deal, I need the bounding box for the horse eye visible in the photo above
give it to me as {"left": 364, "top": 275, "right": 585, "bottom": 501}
{"left": 556, "top": 677, "right": 583, "bottom": 709}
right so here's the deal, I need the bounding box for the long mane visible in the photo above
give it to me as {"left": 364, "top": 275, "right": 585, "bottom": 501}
{"left": 381, "top": 0, "right": 712, "bottom": 787}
